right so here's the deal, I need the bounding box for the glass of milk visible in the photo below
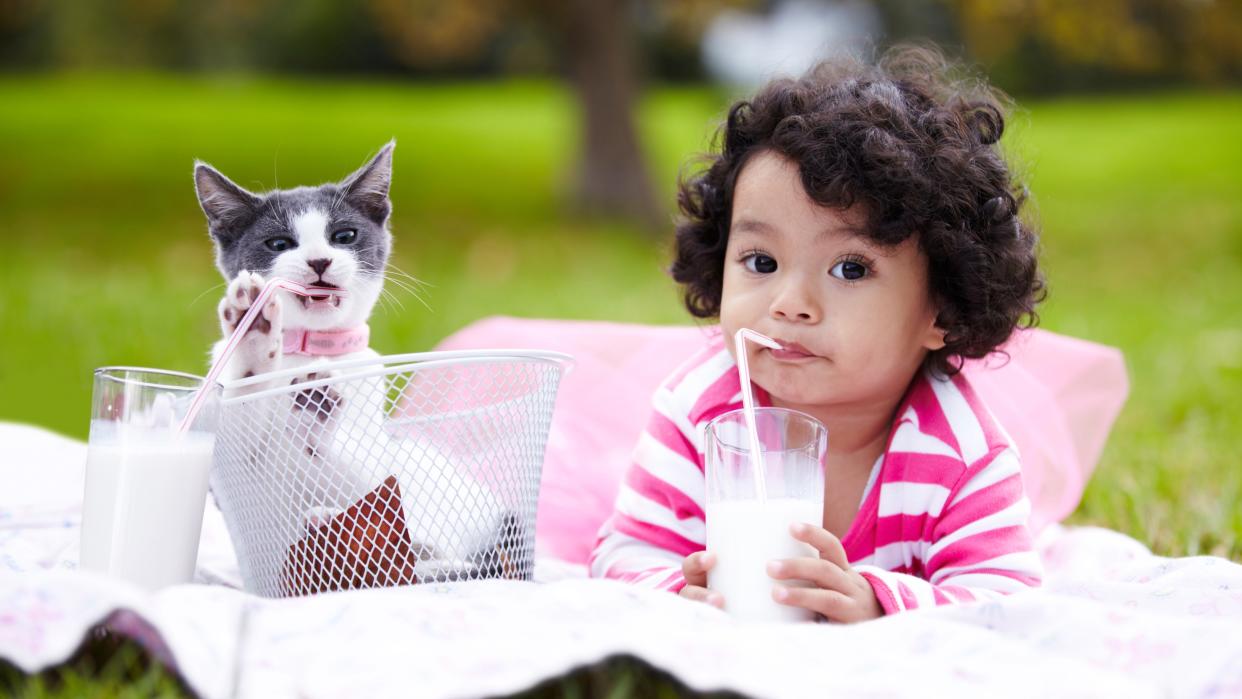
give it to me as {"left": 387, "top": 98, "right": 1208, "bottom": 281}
{"left": 79, "top": 367, "right": 219, "bottom": 591}
{"left": 704, "top": 407, "right": 827, "bottom": 622}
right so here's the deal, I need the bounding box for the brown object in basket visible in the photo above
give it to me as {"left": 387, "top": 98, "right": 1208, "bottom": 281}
{"left": 280, "top": 475, "right": 419, "bottom": 596}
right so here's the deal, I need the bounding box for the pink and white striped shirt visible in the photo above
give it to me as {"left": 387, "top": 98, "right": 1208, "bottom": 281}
{"left": 589, "top": 333, "right": 1042, "bottom": 614}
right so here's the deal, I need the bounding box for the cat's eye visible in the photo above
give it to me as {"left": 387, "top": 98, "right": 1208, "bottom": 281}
{"left": 265, "top": 237, "right": 295, "bottom": 252}
{"left": 829, "top": 259, "right": 869, "bottom": 281}
{"left": 331, "top": 229, "right": 357, "bottom": 245}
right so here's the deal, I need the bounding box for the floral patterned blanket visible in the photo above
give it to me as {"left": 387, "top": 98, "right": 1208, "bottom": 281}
{"left": 3, "top": 422, "right": 1240, "bottom": 699}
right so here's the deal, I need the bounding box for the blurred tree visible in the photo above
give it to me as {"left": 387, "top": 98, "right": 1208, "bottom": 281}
{"left": 547, "top": 0, "right": 660, "bottom": 226}
{"left": 0, "top": 0, "right": 52, "bottom": 66}
{"left": 950, "top": 0, "right": 1242, "bottom": 93}
{"left": 366, "top": 0, "right": 673, "bottom": 229}
{"left": 363, "top": 0, "right": 757, "bottom": 229}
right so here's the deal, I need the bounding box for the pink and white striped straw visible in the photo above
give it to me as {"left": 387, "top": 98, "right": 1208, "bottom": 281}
{"left": 178, "top": 278, "right": 348, "bottom": 433}
{"left": 733, "top": 328, "right": 782, "bottom": 502}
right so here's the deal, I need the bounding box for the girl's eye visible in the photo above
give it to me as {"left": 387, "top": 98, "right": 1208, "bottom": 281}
{"left": 331, "top": 229, "right": 357, "bottom": 245}
{"left": 265, "top": 237, "right": 295, "bottom": 252}
{"left": 829, "top": 259, "right": 869, "bottom": 281}
{"left": 744, "top": 254, "right": 778, "bottom": 274}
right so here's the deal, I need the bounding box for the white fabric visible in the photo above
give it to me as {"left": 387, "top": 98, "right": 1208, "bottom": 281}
{"left": 2, "top": 422, "right": 1240, "bottom": 698}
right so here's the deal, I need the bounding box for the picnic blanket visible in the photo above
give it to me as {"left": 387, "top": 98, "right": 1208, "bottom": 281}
{"left": 3, "top": 421, "right": 1241, "bottom": 699}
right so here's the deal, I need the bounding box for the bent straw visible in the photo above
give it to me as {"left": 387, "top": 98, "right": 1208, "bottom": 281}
{"left": 178, "top": 278, "right": 349, "bottom": 433}
{"left": 733, "top": 328, "right": 782, "bottom": 502}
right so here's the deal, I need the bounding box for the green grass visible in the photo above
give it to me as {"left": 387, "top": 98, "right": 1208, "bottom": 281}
{"left": 1003, "top": 93, "right": 1242, "bottom": 557}
{"left": 1, "top": 635, "right": 741, "bottom": 699}
{"left": 0, "top": 73, "right": 1240, "bottom": 694}
{"left": 0, "top": 634, "right": 190, "bottom": 698}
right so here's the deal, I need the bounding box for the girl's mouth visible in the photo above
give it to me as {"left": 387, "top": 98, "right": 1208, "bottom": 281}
{"left": 768, "top": 341, "right": 817, "bottom": 361}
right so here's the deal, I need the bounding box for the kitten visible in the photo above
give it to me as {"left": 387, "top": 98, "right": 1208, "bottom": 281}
{"left": 196, "top": 144, "right": 392, "bottom": 384}
{"left": 195, "top": 143, "right": 511, "bottom": 582}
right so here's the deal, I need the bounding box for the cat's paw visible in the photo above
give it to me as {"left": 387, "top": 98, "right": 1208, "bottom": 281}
{"left": 291, "top": 370, "right": 345, "bottom": 425}
{"left": 219, "top": 271, "right": 281, "bottom": 336}
{"left": 218, "top": 271, "right": 282, "bottom": 379}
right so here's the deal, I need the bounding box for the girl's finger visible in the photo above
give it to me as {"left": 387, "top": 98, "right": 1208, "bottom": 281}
{"left": 681, "top": 551, "right": 716, "bottom": 586}
{"left": 771, "top": 585, "right": 856, "bottom": 622}
{"left": 767, "top": 556, "right": 851, "bottom": 593}
{"left": 790, "top": 523, "right": 849, "bottom": 569}
{"left": 679, "top": 584, "right": 725, "bottom": 609}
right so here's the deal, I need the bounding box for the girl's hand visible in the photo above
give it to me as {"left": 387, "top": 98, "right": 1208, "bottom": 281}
{"left": 679, "top": 551, "right": 724, "bottom": 609}
{"left": 768, "top": 523, "right": 883, "bottom": 623}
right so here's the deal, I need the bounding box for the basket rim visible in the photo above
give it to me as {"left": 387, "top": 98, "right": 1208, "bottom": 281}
{"left": 219, "top": 348, "right": 573, "bottom": 405}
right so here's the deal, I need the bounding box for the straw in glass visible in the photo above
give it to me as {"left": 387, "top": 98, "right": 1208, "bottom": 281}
{"left": 733, "top": 328, "right": 782, "bottom": 502}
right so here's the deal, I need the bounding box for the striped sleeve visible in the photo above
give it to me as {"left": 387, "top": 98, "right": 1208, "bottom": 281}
{"left": 855, "top": 445, "right": 1043, "bottom": 613}
{"left": 588, "top": 384, "right": 709, "bottom": 593}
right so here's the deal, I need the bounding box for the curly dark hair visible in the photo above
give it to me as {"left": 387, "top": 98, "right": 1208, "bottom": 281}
{"left": 671, "top": 45, "right": 1045, "bottom": 376}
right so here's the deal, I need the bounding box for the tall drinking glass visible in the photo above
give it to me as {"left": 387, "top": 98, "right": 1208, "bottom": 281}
{"left": 705, "top": 407, "right": 827, "bottom": 622}
{"left": 79, "top": 367, "right": 218, "bottom": 591}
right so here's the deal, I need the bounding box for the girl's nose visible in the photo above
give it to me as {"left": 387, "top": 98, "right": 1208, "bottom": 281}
{"left": 769, "top": 279, "right": 821, "bottom": 323}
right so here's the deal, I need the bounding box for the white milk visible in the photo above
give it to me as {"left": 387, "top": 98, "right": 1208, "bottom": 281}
{"left": 707, "top": 497, "right": 822, "bottom": 623}
{"left": 79, "top": 425, "right": 215, "bottom": 591}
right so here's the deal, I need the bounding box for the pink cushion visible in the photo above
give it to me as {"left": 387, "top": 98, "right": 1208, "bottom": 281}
{"left": 436, "top": 318, "right": 1128, "bottom": 564}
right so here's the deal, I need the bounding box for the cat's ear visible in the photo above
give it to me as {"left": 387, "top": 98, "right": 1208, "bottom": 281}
{"left": 341, "top": 141, "right": 394, "bottom": 224}
{"left": 194, "top": 162, "right": 261, "bottom": 232}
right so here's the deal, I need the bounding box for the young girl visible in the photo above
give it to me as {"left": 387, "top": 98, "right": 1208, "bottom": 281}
{"left": 589, "top": 46, "right": 1045, "bottom": 622}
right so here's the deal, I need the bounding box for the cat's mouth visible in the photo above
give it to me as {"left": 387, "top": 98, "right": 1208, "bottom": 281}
{"left": 299, "top": 283, "right": 343, "bottom": 311}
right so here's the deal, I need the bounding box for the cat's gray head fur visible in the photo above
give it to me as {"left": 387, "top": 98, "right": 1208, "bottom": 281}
{"left": 194, "top": 142, "right": 394, "bottom": 331}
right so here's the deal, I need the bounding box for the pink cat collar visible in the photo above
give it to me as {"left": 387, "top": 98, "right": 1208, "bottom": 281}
{"left": 283, "top": 326, "right": 370, "bottom": 356}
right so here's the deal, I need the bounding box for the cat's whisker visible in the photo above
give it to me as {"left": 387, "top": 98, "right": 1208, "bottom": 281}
{"left": 384, "top": 266, "right": 434, "bottom": 295}
{"left": 381, "top": 271, "right": 420, "bottom": 292}
{"left": 270, "top": 161, "right": 296, "bottom": 229}
{"left": 332, "top": 177, "right": 350, "bottom": 213}
{"left": 386, "top": 285, "right": 425, "bottom": 315}
{"left": 383, "top": 276, "right": 420, "bottom": 295}
{"left": 377, "top": 286, "right": 406, "bottom": 312}
{"left": 409, "top": 295, "right": 433, "bottom": 313}
{"left": 385, "top": 261, "right": 431, "bottom": 285}
{"left": 189, "top": 282, "right": 228, "bottom": 309}
{"left": 328, "top": 180, "right": 345, "bottom": 214}
{"left": 384, "top": 279, "right": 433, "bottom": 312}
{"left": 269, "top": 166, "right": 283, "bottom": 219}
{"left": 391, "top": 271, "right": 432, "bottom": 290}
{"left": 393, "top": 276, "right": 432, "bottom": 294}
{"left": 383, "top": 273, "right": 433, "bottom": 313}
{"left": 386, "top": 262, "right": 422, "bottom": 277}
{"left": 379, "top": 285, "right": 398, "bottom": 303}
{"left": 383, "top": 295, "right": 408, "bottom": 316}
{"left": 390, "top": 286, "right": 432, "bottom": 314}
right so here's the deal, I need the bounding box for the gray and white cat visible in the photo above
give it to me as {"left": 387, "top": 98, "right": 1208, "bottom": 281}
{"left": 194, "top": 143, "right": 511, "bottom": 580}
{"left": 196, "top": 143, "right": 392, "bottom": 383}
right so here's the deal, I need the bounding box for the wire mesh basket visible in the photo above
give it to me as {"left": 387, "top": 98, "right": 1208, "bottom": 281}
{"left": 209, "top": 350, "right": 570, "bottom": 598}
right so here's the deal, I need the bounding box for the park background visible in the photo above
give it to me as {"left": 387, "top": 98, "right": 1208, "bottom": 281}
{"left": 3, "top": 0, "right": 1240, "bottom": 558}
{"left": 4, "top": 0, "right": 1237, "bottom": 561}
{"left": 0, "top": 3, "right": 1240, "bottom": 691}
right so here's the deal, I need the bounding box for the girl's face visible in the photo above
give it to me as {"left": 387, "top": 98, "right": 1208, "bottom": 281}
{"left": 720, "top": 150, "right": 946, "bottom": 413}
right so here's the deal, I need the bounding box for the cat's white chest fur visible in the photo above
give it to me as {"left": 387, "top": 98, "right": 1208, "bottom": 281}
{"left": 217, "top": 332, "right": 507, "bottom": 565}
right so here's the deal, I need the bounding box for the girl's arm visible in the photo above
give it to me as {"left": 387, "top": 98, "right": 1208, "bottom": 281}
{"left": 854, "top": 445, "right": 1043, "bottom": 612}
{"left": 589, "top": 387, "right": 707, "bottom": 591}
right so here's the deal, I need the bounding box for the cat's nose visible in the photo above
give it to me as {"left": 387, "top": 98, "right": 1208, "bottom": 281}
{"left": 307, "top": 258, "right": 332, "bottom": 276}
